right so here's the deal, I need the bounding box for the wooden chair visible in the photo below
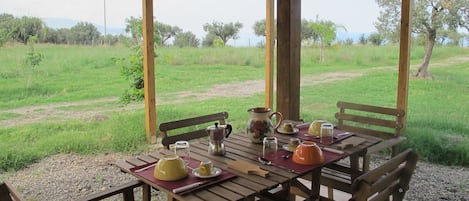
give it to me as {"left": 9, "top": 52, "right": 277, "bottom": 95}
{"left": 0, "top": 182, "right": 24, "bottom": 201}
{"left": 79, "top": 180, "right": 150, "bottom": 201}
{"left": 349, "top": 149, "right": 418, "bottom": 201}
{"left": 321, "top": 101, "right": 406, "bottom": 199}
{"left": 159, "top": 112, "right": 229, "bottom": 149}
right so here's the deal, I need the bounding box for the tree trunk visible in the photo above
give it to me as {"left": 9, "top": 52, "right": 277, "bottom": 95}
{"left": 319, "top": 42, "right": 325, "bottom": 63}
{"left": 415, "top": 29, "right": 436, "bottom": 79}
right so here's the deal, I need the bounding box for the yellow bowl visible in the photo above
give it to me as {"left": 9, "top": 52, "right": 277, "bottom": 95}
{"left": 308, "top": 120, "right": 328, "bottom": 136}
{"left": 292, "top": 141, "right": 324, "bottom": 165}
{"left": 154, "top": 155, "right": 188, "bottom": 181}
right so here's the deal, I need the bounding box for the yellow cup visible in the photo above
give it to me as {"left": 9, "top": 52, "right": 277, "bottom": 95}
{"left": 199, "top": 160, "right": 212, "bottom": 176}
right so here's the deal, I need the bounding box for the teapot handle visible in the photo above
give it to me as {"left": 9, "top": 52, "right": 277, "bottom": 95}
{"left": 269, "top": 112, "right": 283, "bottom": 130}
{"left": 225, "top": 124, "right": 233, "bottom": 138}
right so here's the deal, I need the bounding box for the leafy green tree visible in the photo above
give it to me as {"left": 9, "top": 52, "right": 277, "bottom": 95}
{"left": 213, "top": 38, "right": 225, "bottom": 48}
{"left": 173, "top": 31, "right": 199, "bottom": 48}
{"left": 125, "top": 17, "right": 143, "bottom": 45}
{"left": 375, "top": 0, "right": 469, "bottom": 79}
{"left": 304, "top": 19, "right": 345, "bottom": 62}
{"left": 121, "top": 16, "right": 161, "bottom": 104}
{"left": 43, "top": 27, "right": 56, "bottom": 44}
{"left": 69, "top": 22, "right": 101, "bottom": 45}
{"left": 202, "top": 33, "right": 217, "bottom": 47}
{"left": 301, "top": 19, "right": 314, "bottom": 41}
{"left": 0, "top": 13, "right": 17, "bottom": 47}
{"left": 24, "top": 35, "right": 43, "bottom": 88}
{"left": 125, "top": 17, "right": 162, "bottom": 46}
{"left": 253, "top": 19, "right": 277, "bottom": 37}
{"left": 13, "top": 16, "right": 44, "bottom": 44}
{"left": 203, "top": 21, "right": 243, "bottom": 45}
{"left": 344, "top": 38, "right": 354, "bottom": 46}
{"left": 368, "top": 32, "right": 385, "bottom": 46}
{"left": 120, "top": 45, "right": 144, "bottom": 104}
{"left": 155, "top": 21, "right": 182, "bottom": 46}
{"left": 56, "top": 28, "right": 71, "bottom": 44}
{"left": 359, "top": 34, "right": 368, "bottom": 45}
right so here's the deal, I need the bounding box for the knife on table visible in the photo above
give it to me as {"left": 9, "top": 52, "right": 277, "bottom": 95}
{"left": 321, "top": 147, "right": 344, "bottom": 154}
{"left": 172, "top": 182, "right": 205, "bottom": 193}
{"left": 134, "top": 163, "right": 156, "bottom": 173}
{"left": 258, "top": 157, "right": 272, "bottom": 165}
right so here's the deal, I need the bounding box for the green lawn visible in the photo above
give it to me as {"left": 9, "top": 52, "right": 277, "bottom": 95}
{"left": 0, "top": 44, "right": 468, "bottom": 171}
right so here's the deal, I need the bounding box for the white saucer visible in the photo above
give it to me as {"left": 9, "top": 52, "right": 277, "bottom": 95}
{"left": 192, "top": 167, "right": 222, "bottom": 178}
{"left": 282, "top": 144, "right": 297, "bottom": 152}
{"left": 277, "top": 128, "right": 299, "bottom": 135}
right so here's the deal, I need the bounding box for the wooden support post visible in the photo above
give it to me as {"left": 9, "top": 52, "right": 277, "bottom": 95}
{"left": 264, "top": 0, "right": 275, "bottom": 109}
{"left": 397, "top": 0, "right": 412, "bottom": 129}
{"left": 142, "top": 0, "right": 157, "bottom": 143}
{"left": 276, "top": 0, "right": 301, "bottom": 120}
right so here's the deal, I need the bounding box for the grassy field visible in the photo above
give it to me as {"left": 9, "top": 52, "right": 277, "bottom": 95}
{"left": 0, "top": 44, "right": 468, "bottom": 171}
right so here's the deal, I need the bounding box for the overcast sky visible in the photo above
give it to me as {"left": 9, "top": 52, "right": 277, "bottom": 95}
{"left": 2, "top": 0, "right": 380, "bottom": 45}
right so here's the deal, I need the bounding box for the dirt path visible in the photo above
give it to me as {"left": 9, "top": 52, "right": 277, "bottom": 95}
{"left": 0, "top": 72, "right": 362, "bottom": 128}
{"left": 2, "top": 54, "right": 467, "bottom": 128}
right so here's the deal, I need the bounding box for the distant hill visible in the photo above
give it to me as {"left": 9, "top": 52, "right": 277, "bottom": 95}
{"left": 42, "top": 18, "right": 126, "bottom": 36}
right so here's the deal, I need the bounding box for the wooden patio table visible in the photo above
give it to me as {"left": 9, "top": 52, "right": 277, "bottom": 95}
{"left": 114, "top": 128, "right": 381, "bottom": 201}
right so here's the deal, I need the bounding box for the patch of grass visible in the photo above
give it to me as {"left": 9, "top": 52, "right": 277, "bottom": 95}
{"left": 0, "top": 45, "right": 130, "bottom": 109}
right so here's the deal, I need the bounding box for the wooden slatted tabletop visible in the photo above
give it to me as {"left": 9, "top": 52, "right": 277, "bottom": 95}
{"left": 113, "top": 130, "right": 381, "bottom": 201}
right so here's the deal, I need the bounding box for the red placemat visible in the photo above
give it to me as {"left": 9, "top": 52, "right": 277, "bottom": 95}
{"left": 295, "top": 124, "right": 353, "bottom": 145}
{"left": 260, "top": 148, "right": 346, "bottom": 174}
{"left": 130, "top": 157, "right": 236, "bottom": 195}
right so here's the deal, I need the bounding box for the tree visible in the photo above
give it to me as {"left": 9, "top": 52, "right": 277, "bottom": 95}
{"left": 13, "top": 16, "right": 44, "bottom": 44}
{"left": 202, "top": 33, "right": 217, "bottom": 47}
{"left": 0, "top": 13, "right": 17, "bottom": 47}
{"left": 358, "top": 34, "right": 368, "bottom": 45}
{"left": 155, "top": 21, "right": 181, "bottom": 46}
{"left": 301, "top": 19, "right": 314, "bottom": 42}
{"left": 253, "top": 19, "right": 277, "bottom": 37}
{"left": 173, "top": 31, "right": 199, "bottom": 48}
{"left": 203, "top": 21, "right": 243, "bottom": 45}
{"left": 69, "top": 22, "right": 101, "bottom": 45}
{"left": 304, "top": 19, "right": 345, "bottom": 62}
{"left": 56, "top": 28, "right": 71, "bottom": 44}
{"left": 252, "top": 19, "right": 278, "bottom": 47}
{"left": 24, "top": 35, "right": 43, "bottom": 88}
{"left": 368, "top": 32, "right": 385, "bottom": 46}
{"left": 375, "top": 0, "right": 469, "bottom": 79}
{"left": 125, "top": 17, "right": 161, "bottom": 46}
{"left": 125, "top": 17, "right": 143, "bottom": 45}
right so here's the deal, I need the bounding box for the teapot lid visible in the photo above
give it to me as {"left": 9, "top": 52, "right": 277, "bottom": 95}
{"left": 207, "top": 122, "right": 224, "bottom": 130}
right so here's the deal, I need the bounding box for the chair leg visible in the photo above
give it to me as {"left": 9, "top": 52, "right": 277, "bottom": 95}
{"left": 142, "top": 184, "right": 151, "bottom": 201}
{"left": 122, "top": 188, "right": 135, "bottom": 201}
{"left": 327, "top": 186, "right": 334, "bottom": 200}
{"left": 363, "top": 155, "right": 370, "bottom": 173}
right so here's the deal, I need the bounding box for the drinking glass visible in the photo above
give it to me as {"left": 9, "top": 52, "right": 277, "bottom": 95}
{"left": 263, "top": 136, "right": 278, "bottom": 158}
{"left": 174, "top": 141, "right": 190, "bottom": 161}
{"left": 320, "top": 123, "right": 334, "bottom": 143}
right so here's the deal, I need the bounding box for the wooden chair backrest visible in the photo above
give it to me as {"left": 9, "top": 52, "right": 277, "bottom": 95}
{"left": 349, "top": 149, "right": 418, "bottom": 201}
{"left": 335, "top": 101, "right": 405, "bottom": 140}
{"left": 159, "top": 112, "right": 229, "bottom": 149}
{"left": 0, "top": 182, "right": 23, "bottom": 201}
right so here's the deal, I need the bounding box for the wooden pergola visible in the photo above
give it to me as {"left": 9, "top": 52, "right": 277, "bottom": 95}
{"left": 141, "top": 0, "right": 412, "bottom": 143}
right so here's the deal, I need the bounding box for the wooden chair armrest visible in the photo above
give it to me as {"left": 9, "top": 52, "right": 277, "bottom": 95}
{"left": 367, "top": 136, "right": 406, "bottom": 155}
{"left": 79, "top": 180, "right": 143, "bottom": 201}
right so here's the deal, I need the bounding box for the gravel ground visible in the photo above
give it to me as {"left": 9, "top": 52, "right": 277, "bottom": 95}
{"left": 1, "top": 153, "right": 468, "bottom": 201}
